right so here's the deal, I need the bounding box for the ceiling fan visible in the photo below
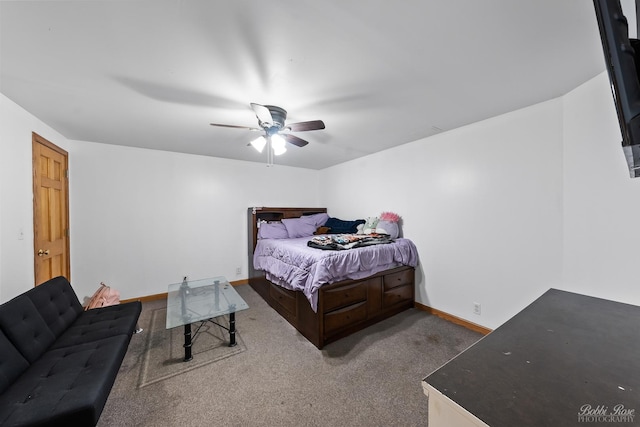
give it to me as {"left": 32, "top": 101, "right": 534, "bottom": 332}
{"left": 210, "top": 103, "right": 325, "bottom": 155}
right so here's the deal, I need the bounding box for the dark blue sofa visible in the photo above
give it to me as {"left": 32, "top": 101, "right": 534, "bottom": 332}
{"left": 0, "top": 276, "right": 141, "bottom": 426}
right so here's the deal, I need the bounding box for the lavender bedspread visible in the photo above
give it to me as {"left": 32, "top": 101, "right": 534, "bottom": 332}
{"left": 253, "top": 236, "right": 419, "bottom": 312}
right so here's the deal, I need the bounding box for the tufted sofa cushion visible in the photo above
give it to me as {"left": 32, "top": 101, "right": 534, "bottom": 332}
{"left": 25, "top": 276, "right": 83, "bottom": 338}
{"left": 0, "top": 335, "right": 131, "bottom": 426}
{"left": 0, "top": 330, "right": 29, "bottom": 395}
{"left": 51, "top": 302, "right": 142, "bottom": 349}
{"left": 0, "top": 295, "right": 56, "bottom": 364}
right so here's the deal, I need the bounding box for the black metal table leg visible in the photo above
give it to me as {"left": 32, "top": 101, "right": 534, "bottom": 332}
{"left": 183, "top": 323, "right": 193, "bottom": 362}
{"left": 228, "top": 312, "right": 237, "bottom": 347}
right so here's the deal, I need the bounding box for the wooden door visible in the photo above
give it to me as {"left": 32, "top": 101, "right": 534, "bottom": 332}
{"left": 32, "top": 133, "right": 70, "bottom": 285}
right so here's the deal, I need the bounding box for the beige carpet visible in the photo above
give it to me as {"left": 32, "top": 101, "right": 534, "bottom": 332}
{"left": 99, "top": 285, "right": 483, "bottom": 426}
{"left": 138, "top": 307, "right": 246, "bottom": 388}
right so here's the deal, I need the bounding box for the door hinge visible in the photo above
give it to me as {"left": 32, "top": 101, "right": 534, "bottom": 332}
{"left": 66, "top": 228, "right": 70, "bottom": 237}
{"left": 65, "top": 169, "right": 69, "bottom": 178}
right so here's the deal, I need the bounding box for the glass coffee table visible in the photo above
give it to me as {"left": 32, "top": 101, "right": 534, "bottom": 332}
{"left": 166, "top": 276, "right": 249, "bottom": 362}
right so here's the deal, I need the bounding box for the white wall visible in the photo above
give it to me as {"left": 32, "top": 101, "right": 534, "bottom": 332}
{"left": 0, "top": 94, "right": 71, "bottom": 301}
{"left": 562, "top": 72, "right": 640, "bottom": 306}
{"left": 320, "top": 99, "right": 565, "bottom": 329}
{"left": 68, "top": 140, "right": 320, "bottom": 301}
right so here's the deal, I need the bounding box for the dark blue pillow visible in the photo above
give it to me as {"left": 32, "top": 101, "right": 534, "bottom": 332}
{"left": 324, "top": 217, "right": 365, "bottom": 234}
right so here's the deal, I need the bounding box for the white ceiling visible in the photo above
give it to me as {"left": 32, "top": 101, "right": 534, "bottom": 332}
{"left": 0, "top": 0, "right": 606, "bottom": 169}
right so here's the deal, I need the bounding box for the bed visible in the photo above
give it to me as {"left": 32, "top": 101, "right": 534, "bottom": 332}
{"left": 247, "top": 207, "right": 419, "bottom": 349}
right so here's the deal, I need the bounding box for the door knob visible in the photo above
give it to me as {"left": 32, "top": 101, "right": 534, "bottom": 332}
{"left": 37, "top": 249, "right": 50, "bottom": 256}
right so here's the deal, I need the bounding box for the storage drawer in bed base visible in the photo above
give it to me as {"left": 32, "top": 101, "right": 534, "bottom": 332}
{"left": 383, "top": 283, "right": 414, "bottom": 307}
{"left": 269, "top": 283, "right": 296, "bottom": 316}
{"left": 248, "top": 266, "right": 415, "bottom": 349}
{"left": 324, "top": 301, "right": 368, "bottom": 335}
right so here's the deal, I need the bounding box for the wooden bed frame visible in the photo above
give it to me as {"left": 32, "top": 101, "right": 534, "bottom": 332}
{"left": 247, "top": 207, "right": 415, "bottom": 349}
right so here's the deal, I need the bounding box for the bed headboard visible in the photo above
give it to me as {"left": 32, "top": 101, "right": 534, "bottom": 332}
{"left": 247, "top": 207, "right": 327, "bottom": 280}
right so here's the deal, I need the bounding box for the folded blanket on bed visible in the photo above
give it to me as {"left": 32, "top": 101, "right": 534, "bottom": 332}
{"left": 307, "top": 234, "right": 394, "bottom": 250}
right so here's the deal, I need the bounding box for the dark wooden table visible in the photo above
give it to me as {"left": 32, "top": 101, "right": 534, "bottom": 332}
{"left": 423, "top": 289, "right": 640, "bottom": 426}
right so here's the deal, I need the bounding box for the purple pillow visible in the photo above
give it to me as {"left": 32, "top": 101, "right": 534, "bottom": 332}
{"left": 304, "top": 212, "right": 329, "bottom": 227}
{"left": 282, "top": 217, "right": 318, "bottom": 238}
{"left": 258, "top": 222, "right": 289, "bottom": 239}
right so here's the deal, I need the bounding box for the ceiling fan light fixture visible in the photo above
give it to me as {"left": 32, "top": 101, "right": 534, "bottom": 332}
{"left": 250, "top": 136, "right": 267, "bottom": 153}
{"left": 210, "top": 103, "right": 323, "bottom": 163}
{"left": 271, "top": 134, "right": 287, "bottom": 155}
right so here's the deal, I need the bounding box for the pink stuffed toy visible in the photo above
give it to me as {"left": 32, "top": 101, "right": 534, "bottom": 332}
{"left": 377, "top": 212, "right": 400, "bottom": 239}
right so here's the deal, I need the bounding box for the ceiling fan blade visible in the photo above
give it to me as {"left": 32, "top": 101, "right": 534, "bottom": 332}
{"left": 282, "top": 133, "right": 309, "bottom": 147}
{"left": 210, "top": 123, "right": 261, "bottom": 131}
{"left": 286, "top": 120, "right": 325, "bottom": 132}
{"left": 250, "top": 103, "right": 273, "bottom": 125}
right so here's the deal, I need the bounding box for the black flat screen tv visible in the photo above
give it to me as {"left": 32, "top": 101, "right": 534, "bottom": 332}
{"left": 594, "top": 0, "right": 640, "bottom": 177}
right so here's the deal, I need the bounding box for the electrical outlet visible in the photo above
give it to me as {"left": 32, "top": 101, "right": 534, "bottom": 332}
{"left": 236, "top": 267, "right": 241, "bottom": 276}
{"left": 473, "top": 302, "right": 481, "bottom": 315}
